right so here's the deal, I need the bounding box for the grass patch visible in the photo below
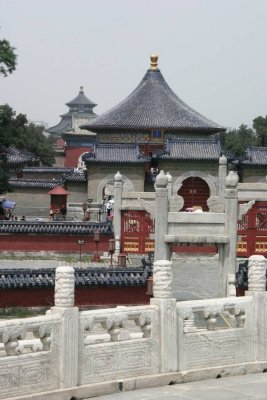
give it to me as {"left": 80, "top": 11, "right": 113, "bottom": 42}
{"left": 0, "top": 307, "right": 47, "bottom": 319}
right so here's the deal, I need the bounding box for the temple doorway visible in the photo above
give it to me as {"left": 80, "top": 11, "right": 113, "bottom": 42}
{"left": 178, "top": 177, "right": 210, "bottom": 211}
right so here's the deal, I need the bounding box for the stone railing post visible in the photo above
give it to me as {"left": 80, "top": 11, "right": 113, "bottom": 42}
{"left": 113, "top": 171, "right": 123, "bottom": 254}
{"left": 154, "top": 170, "right": 170, "bottom": 261}
{"left": 150, "top": 260, "right": 177, "bottom": 373}
{"left": 246, "top": 255, "right": 267, "bottom": 361}
{"left": 51, "top": 266, "right": 78, "bottom": 389}
{"left": 220, "top": 171, "right": 239, "bottom": 296}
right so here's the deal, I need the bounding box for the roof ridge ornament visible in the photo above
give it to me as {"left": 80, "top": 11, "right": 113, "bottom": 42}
{"left": 150, "top": 54, "right": 158, "bottom": 70}
{"left": 80, "top": 85, "right": 84, "bottom": 93}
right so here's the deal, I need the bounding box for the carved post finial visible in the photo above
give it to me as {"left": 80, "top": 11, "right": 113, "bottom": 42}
{"left": 54, "top": 266, "right": 75, "bottom": 307}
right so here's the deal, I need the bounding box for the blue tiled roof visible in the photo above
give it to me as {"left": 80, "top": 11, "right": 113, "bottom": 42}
{"left": 6, "top": 147, "right": 36, "bottom": 166}
{"left": 82, "top": 144, "right": 150, "bottom": 164}
{"left": 159, "top": 138, "right": 221, "bottom": 160}
{"left": 82, "top": 60, "right": 225, "bottom": 133}
{"left": 9, "top": 178, "right": 63, "bottom": 189}
{"left": 242, "top": 147, "right": 267, "bottom": 165}
{"left": 63, "top": 170, "right": 87, "bottom": 182}
{"left": 0, "top": 265, "right": 151, "bottom": 289}
{"left": 23, "top": 167, "right": 73, "bottom": 173}
{"left": 0, "top": 221, "right": 113, "bottom": 235}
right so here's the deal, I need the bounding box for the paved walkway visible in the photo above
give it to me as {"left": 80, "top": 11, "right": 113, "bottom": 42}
{"left": 89, "top": 373, "right": 267, "bottom": 400}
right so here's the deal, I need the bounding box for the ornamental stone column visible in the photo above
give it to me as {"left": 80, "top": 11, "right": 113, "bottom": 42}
{"left": 220, "top": 171, "right": 239, "bottom": 297}
{"left": 154, "top": 170, "right": 170, "bottom": 261}
{"left": 246, "top": 255, "right": 267, "bottom": 361}
{"left": 151, "top": 259, "right": 177, "bottom": 373}
{"left": 51, "top": 266, "right": 78, "bottom": 388}
{"left": 113, "top": 171, "right": 123, "bottom": 254}
{"left": 248, "top": 255, "right": 266, "bottom": 292}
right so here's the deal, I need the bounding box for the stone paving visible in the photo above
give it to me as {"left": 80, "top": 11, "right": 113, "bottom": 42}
{"left": 89, "top": 373, "right": 267, "bottom": 400}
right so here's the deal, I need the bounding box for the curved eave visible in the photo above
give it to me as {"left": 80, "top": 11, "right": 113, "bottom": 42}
{"left": 81, "top": 124, "right": 225, "bottom": 134}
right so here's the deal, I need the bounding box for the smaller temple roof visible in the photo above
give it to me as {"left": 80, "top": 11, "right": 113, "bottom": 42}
{"left": 160, "top": 138, "right": 221, "bottom": 160}
{"left": 66, "top": 86, "right": 97, "bottom": 107}
{"left": 6, "top": 147, "right": 37, "bottom": 167}
{"left": 242, "top": 147, "right": 267, "bottom": 165}
{"left": 47, "top": 186, "right": 70, "bottom": 195}
{"left": 9, "top": 178, "right": 63, "bottom": 190}
{"left": 82, "top": 144, "right": 150, "bottom": 164}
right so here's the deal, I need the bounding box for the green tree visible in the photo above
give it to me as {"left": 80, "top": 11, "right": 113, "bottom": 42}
{"left": 253, "top": 115, "right": 267, "bottom": 147}
{"left": 0, "top": 39, "right": 17, "bottom": 77}
{"left": 220, "top": 124, "right": 257, "bottom": 157}
{"left": 0, "top": 104, "right": 55, "bottom": 193}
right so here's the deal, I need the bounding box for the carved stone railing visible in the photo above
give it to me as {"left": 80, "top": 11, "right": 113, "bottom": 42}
{"left": 177, "top": 296, "right": 253, "bottom": 371}
{"left": 79, "top": 305, "right": 160, "bottom": 385}
{"left": 0, "top": 314, "right": 61, "bottom": 399}
{"left": 177, "top": 297, "right": 251, "bottom": 333}
{"left": 0, "top": 314, "right": 60, "bottom": 356}
{"left": 80, "top": 305, "right": 156, "bottom": 344}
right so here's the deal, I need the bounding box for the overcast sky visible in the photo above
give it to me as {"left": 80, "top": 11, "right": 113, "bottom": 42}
{"left": 1, "top": 0, "right": 267, "bottom": 130}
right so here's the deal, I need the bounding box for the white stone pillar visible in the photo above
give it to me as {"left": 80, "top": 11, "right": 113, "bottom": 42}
{"left": 154, "top": 170, "right": 170, "bottom": 261}
{"left": 151, "top": 260, "right": 177, "bottom": 373}
{"left": 218, "top": 155, "right": 227, "bottom": 199}
{"left": 51, "top": 266, "right": 78, "bottom": 389}
{"left": 113, "top": 171, "right": 123, "bottom": 254}
{"left": 221, "top": 171, "right": 239, "bottom": 296}
{"left": 246, "top": 255, "right": 267, "bottom": 361}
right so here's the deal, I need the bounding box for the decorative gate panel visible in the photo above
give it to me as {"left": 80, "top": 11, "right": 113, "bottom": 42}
{"left": 237, "top": 202, "right": 267, "bottom": 257}
{"left": 121, "top": 211, "right": 155, "bottom": 254}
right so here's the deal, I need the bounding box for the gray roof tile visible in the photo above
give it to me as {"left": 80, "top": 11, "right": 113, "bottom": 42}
{"left": 82, "top": 144, "right": 150, "bottom": 164}
{"left": 82, "top": 65, "right": 225, "bottom": 133}
{"left": 9, "top": 178, "right": 63, "bottom": 189}
{"left": 242, "top": 147, "right": 267, "bottom": 165}
{"left": 0, "top": 264, "right": 151, "bottom": 289}
{"left": 160, "top": 139, "right": 221, "bottom": 160}
{"left": 0, "top": 221, "right": 113, "bottom": 235}
{"left": 6, "top": 147, "right": 36, "bottom": 166}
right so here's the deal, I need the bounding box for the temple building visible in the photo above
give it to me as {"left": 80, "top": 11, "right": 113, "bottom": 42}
{"left": 81, "top": 55, "right": 225, "bottom": 210}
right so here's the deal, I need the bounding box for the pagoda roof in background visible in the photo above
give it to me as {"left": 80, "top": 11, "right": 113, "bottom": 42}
{"left": 66, "top": 86, "right": 97, "bottom": 107}
{"left": 46, "top": 86, "right": 97, "bottom": 136}
{"left": 82, "top": 55, "right": 225, "bottom": 134}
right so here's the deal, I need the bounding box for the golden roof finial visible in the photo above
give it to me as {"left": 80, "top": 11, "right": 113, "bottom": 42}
{"left": 150, "top": 54, "right": 158, "bottom": 70}
{"left": 80, "top": 85, "right": 84, "bottom": 93}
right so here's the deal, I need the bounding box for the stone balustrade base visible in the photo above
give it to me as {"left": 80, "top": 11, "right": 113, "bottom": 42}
{"left": 9, "top": 361, "right": 267, "bottom": 400}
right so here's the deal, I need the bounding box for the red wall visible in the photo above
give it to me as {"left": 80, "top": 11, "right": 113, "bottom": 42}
{"left": 64, "top": 147, "right": 93, "bottom": 167}
{"left": 0, "top": 234, "right": 111, "bottom": 253}
{"left": 0, "top": 287, "right": 150, "bottom": 307}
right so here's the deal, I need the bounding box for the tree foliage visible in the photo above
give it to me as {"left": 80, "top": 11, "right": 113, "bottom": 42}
{"left": 0, "top": 104, "right": 55, "bottom": 193}
{"left": 0, "top": 39, "right": 17, "bottom": 77}
{"left": 220, "top": 124, "right": 258, "bottom": 157}
{"left": 253, "top": 115, "right": 267, "bottom": 147}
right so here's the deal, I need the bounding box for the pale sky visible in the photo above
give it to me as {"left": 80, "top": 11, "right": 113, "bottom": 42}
{"left": 0, "top": 0, "right": 267, "bottom": 130}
